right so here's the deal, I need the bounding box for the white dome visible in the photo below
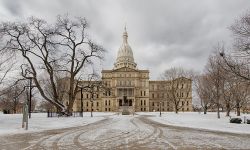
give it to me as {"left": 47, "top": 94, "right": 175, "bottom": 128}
{"left": 114, "top": 27, "right": 137, "bottom": 69}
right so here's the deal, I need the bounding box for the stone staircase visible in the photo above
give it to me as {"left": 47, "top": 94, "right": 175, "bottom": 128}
{"left": 119, "top": 106, "right": 134, "bottom": 115}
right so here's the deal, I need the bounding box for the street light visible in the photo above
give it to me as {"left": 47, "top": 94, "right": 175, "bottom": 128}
{"left": 160, "top": 101, "right": 162, "bottom": 117}
{"left": 80, "top": 87, "right": 83, "bottom": 117}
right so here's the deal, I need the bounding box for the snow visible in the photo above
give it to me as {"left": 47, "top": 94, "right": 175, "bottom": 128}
{"left": 137, "top": 112, "right": 250, "bottom": 134}
{"left": 1, "top": 112, "right": 250, "bottom": 136}
{"left": 0, "top": 112, "right": 115, "bottom": 136}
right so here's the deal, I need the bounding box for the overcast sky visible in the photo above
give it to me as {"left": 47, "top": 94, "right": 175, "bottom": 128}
{"left": 0, "top": 0, "right": 249, "bottom": 79}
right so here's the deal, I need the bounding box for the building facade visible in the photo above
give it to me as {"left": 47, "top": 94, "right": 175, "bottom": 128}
{"left": 72, "top": 28, "right": 192, "bottom": 112}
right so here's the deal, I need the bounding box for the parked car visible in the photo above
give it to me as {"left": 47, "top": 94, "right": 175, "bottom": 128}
{"left": 230, "top": 118, "right": 242, "bottom": 124}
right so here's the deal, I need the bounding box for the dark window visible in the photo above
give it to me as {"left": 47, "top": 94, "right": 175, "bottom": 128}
{"left": 141, "top": 91, "right": 142, "bottom": 96}
{"left": 141, "top": 108, "right": 143, "bottom": 111}
{"left": 182, "top": 101, "right": 184, "bottom": 106}
{"left": 97, "top": 102, "right": 99, "bottom": 106}
{"left": 87, "top": 109, "right": 88, "bottom": 111}
{"left": 105, "top": 100, "right": 107, "bottom": 106}
{"left": 105, "top": 108, "right": 107, "bottom": 111}
{"left": 119, "top": 99, "right": 122, "bottom": 106}
{"left": 144, "top": 100, "right": 146, "bottom": 105}
{"left": 152, "top": 93, "right": 154, "bottom": 98}
{"left": 144, "top": 108, "right": 146, "bottom": 111}
{"left": 187, "top": 101, "right": 189, "bottom": 106}
{"left": 86, "top": 102, "right": 88, "bottom": 107}
{"left": 87, "top": 94, "right": 89, "bottom": 99}
{"left": 144, "top": 91, "right": 146, "bottom": 96}
{"left": 109, "top": 100, "right": 111, "bottom": 106}
{"left": 109, "top": 108, "right": 111, "bottom": 111}
{"left": 129, "top": 100, "right": 132, "bottom": 106}
{"left": 152, "top": 102, "right": 154, "bottom": 106}
{"left": 187, "top": 108, "right": 189, "bottom": 111}
{"left": 141, "top": 100, "right": 143, "bottom": 106}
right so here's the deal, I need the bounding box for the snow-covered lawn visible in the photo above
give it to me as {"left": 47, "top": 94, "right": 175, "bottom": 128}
{"left": 137, "top": 112, "right": 250, "bottom": 134}
{"left": 0, "top": 112, "right": 115, "bottom": 136}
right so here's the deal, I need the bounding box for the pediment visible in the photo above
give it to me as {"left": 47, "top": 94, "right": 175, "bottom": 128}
{"left": 113, "top": 67, "right": 138, "bottom": 72}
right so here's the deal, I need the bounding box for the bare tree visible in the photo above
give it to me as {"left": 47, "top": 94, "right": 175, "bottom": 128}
{"left": 195, "top": 75, "right": 213, "bottom": 114}
{"left": 0, "top": 83, "right": 26, "bottom": 114}
{"left": 220, "top": 11, "right": 250, "bottom": 82}
{"left": 0, "top": 15, "right": 104, "bottom": 115}
{"left": 206, "top": 51, "right": 226, "bottom": 119}
{"left": 162, "top": 67, "right": 192, "bottom": 114}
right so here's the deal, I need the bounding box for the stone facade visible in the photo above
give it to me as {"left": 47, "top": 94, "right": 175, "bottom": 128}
{"left": 72, "top": 28, "right": 192, "bottom": 112}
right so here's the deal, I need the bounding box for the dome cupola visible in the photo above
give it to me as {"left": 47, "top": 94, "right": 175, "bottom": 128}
{"left": 114, "top": 26, "right": 137, "bottom": 69}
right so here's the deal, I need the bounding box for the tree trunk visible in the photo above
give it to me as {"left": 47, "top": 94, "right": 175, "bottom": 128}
{"left": 204, "top": 106, "right": 207, "bottom": 114}
{"left": 175, "top": 105, "right": 178, "bottom": 114}
{"left": 225, "top": 103, "right": 230, "bottom": 116}
{"left": 236, "top": 102, "right": 240, "bottom": 116}
{"left": 217, "top": 104, "right": 220, "bottom": 119}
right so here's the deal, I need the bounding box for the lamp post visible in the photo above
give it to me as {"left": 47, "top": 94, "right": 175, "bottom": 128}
{"left": 28, "top": 78, "right": 32, "bottom": 119}
{"left": 80, "top": 87, "right": 83, "bottom": 117}
{"left": 160, "top": 101, "right": 162, "bottom": 117}
{"left": 91, "top": 93, "right": 93, "bottom": 117}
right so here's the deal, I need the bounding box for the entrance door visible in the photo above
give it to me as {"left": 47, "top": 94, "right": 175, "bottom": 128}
{"left": 119, "top": 99, "right": 122, "bottom": 106}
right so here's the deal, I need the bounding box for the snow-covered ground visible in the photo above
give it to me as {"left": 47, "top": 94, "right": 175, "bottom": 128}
{"left": 0, "top": 112, "right": 115, "bottom": 136}
{"left": 137, "top": 112, "right": 250, "bottom": 134}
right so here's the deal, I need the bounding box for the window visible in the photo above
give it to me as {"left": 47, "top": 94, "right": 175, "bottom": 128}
{"left": 86, "top": 94, "right": 89, "bottom": 99}
{"left": 141, "top": 91, "right": 143, "bottom": 96}
{"left": 141, "top": 108, "right": 143, "bottom": 111}
{"left": 152, "top": 102, "right": 154, "bottom": 106}
{"left": 105, "top": 108, "right": 107, "bottom": 111}
{"left": 144, "top": 108, "right": 146, "bottom": 111}
{"left": 152, "top": 93, "right": 154, "bottom": 98}
{"left": 182, "top": 93, "right": 183, "bottom": 97}
{"left": 141, "top": 100, "right": 143, "bottom": 106}
{"left": 109, "top": 100, "right": 111, "bottom": 106}
{"left": 182, "top": 101, "right": 184, "bottom": 106}
{"left": 182, "top": 84, "right": 184, "bottom": 89}
{"left": 97, "top": 102, "right": 99, "bottom": 107}
{"left": 86, "top": 102, "right": 88, "bottom": 107}
{"left": 105, "top": 100, "right": 107, "bottom": 106}
{"left": 144, "top": 91, "right": 146, "bottom": 96}
{"left": 187, "top": 92, "right": 189, "bottom": 97}
{"left": 144, "top": 100, "right": 146, "bottom": 105}
{"left": 187, "top": 101, "right": 189, "bottom": 106}
{"left": 109, "top": 108, "right": 111, "bottom": 111}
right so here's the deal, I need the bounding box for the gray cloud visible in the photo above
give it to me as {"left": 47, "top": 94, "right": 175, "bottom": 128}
{"left": 0, "top": 0, "right": 249, "bottom": 79}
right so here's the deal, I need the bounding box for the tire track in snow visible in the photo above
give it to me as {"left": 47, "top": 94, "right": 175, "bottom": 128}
{"left": 76, "top": 118, "right": 140, "bottom": 149}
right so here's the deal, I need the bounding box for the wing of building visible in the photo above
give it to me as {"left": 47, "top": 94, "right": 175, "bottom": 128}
{"left": 72, "top": 27, "right": 192, "bottom": 113}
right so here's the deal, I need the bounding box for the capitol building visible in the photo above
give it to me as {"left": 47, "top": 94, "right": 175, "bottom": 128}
{"left": 72, "top": 28, "right": 192, "bottom": 112}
